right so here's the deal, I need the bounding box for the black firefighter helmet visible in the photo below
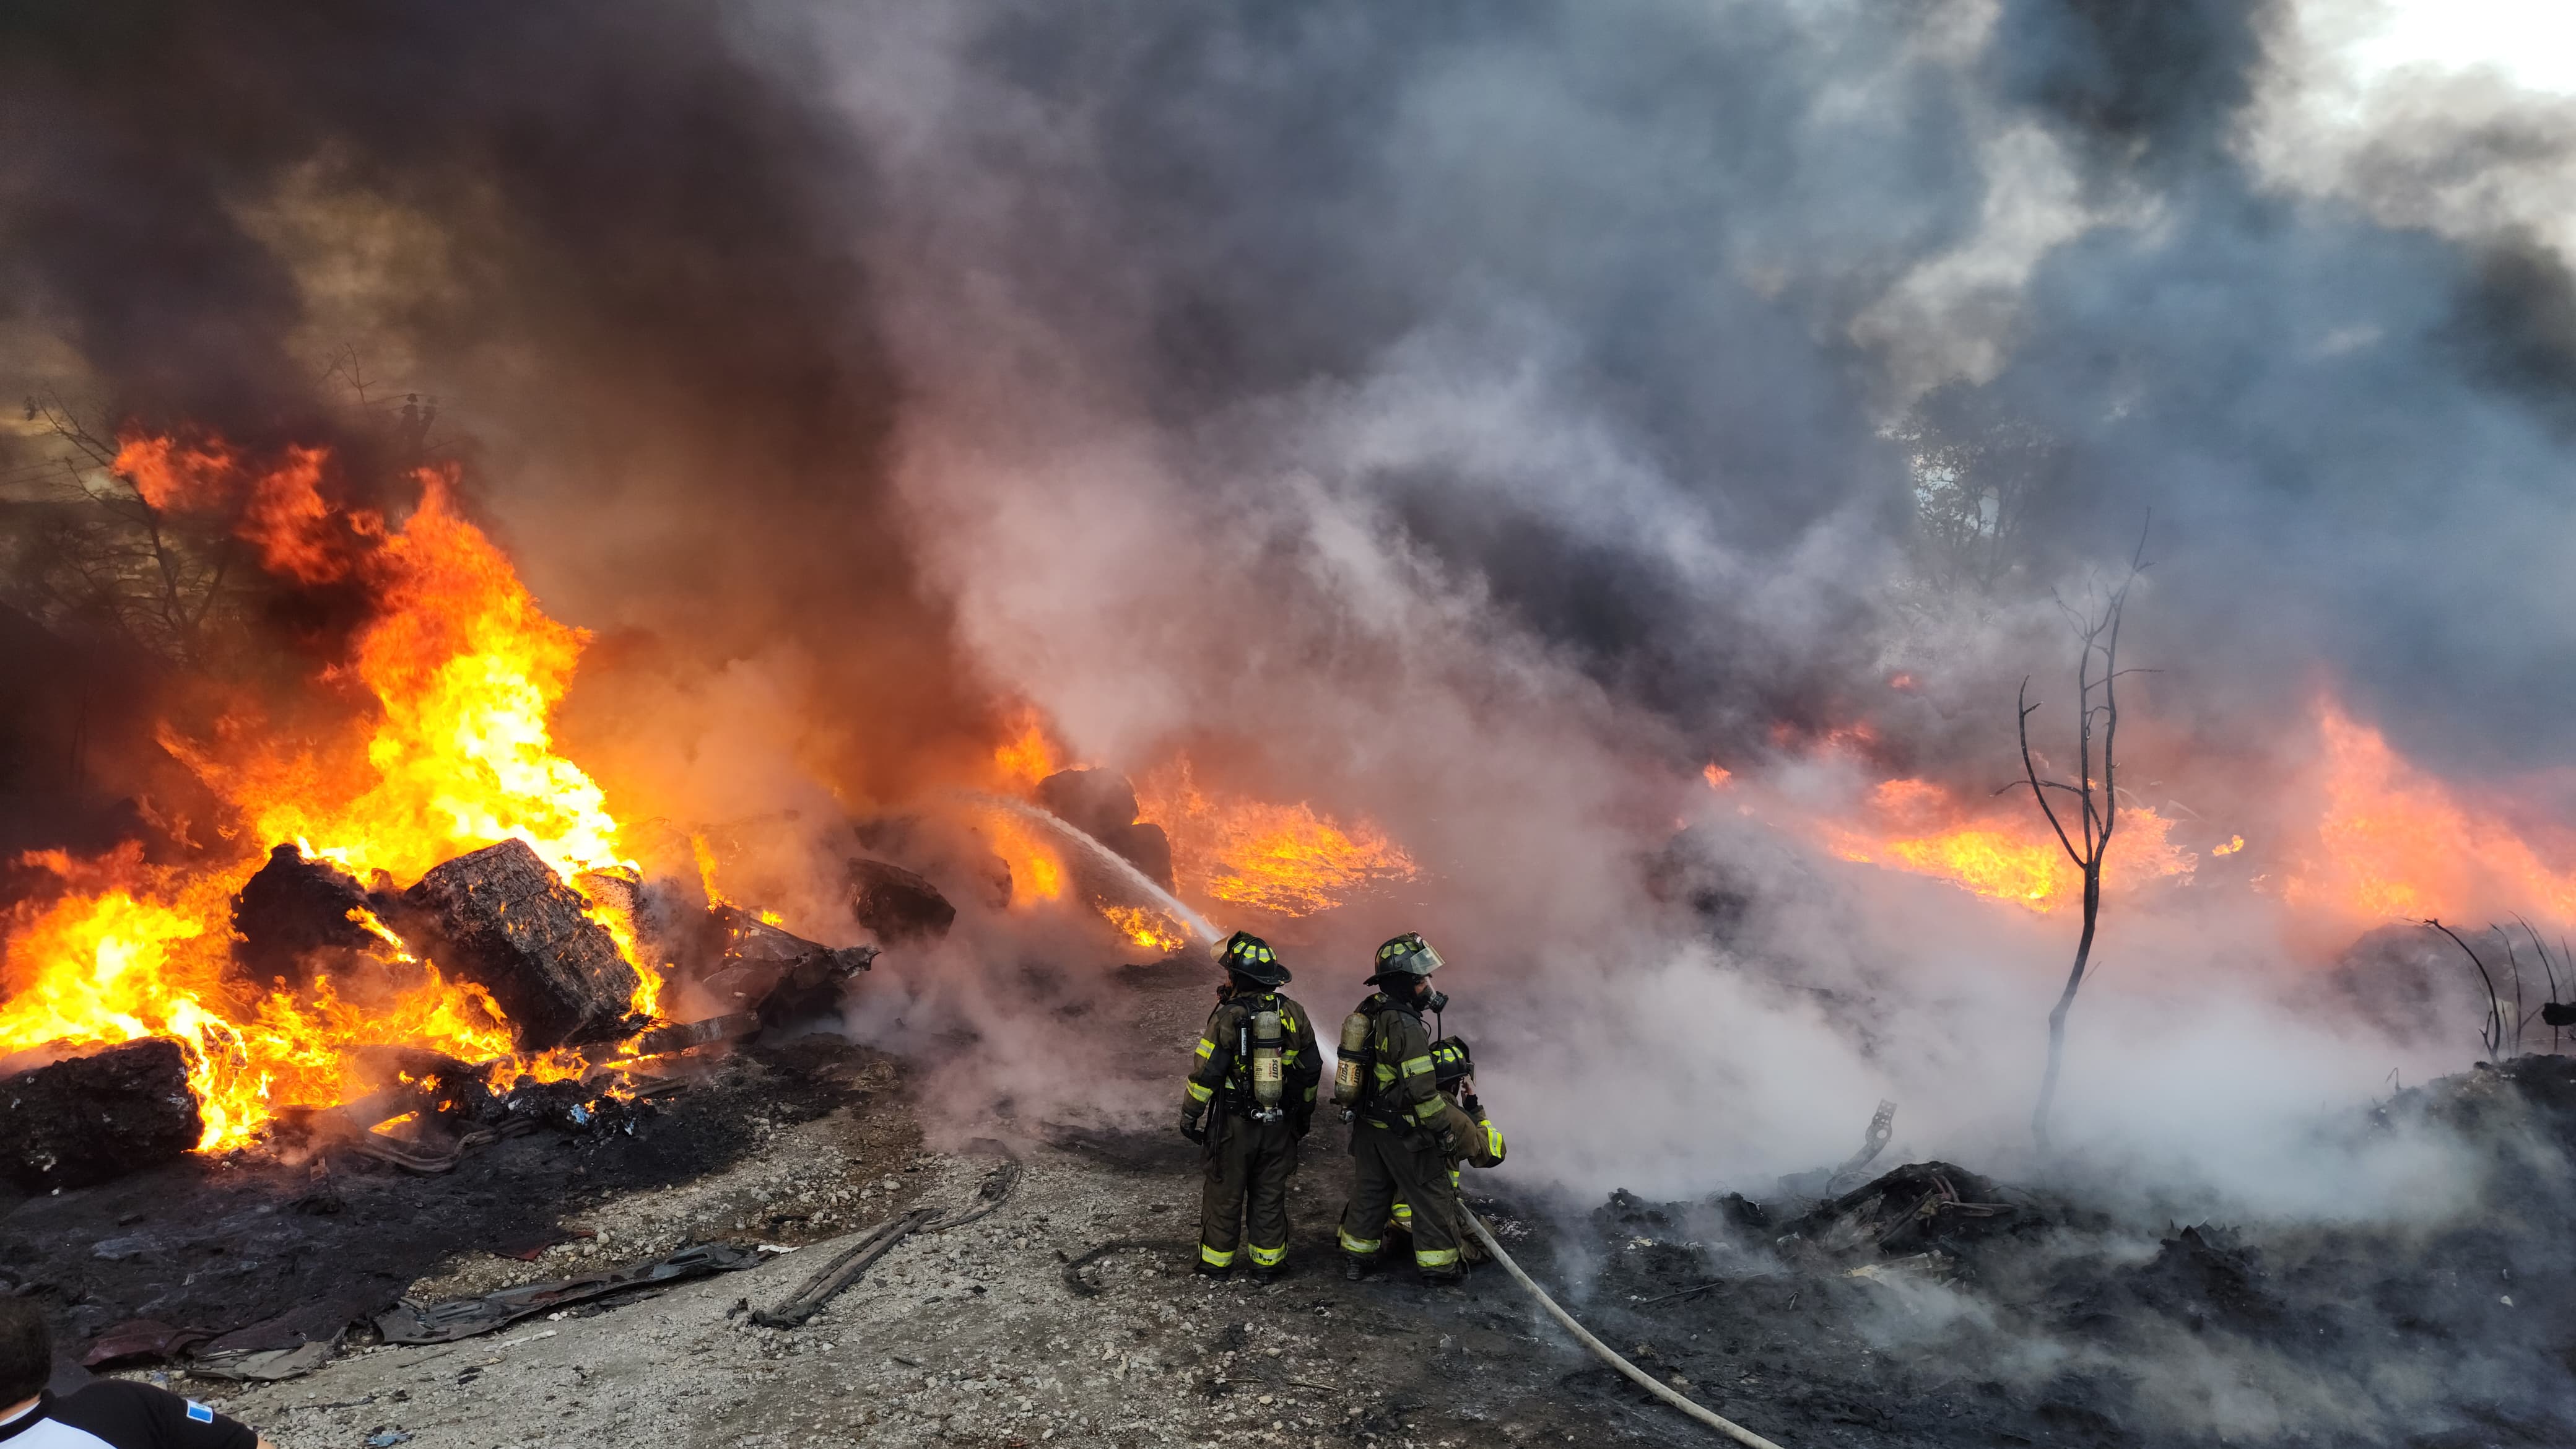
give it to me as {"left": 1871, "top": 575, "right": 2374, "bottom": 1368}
{"left": 1215, "top": 929, "right": 1290, "bottom": 986}
{"left": 1369, "top": 931, "right": 1443, "bottom": 985}
{"left": 1429, "top": 1035, "right": 1474, "bottom": 1090}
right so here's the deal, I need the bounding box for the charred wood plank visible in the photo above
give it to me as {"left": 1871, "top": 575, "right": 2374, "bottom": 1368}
{"left": 401, "top": 839, "right": 639, "bottom": 1049}
{"left": 0, "top": 1038, "right": 202, "bottom": 1190}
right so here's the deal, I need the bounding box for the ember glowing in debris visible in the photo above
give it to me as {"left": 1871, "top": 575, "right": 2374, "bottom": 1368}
{"left": 1103, "top": 905, "right": 1187, "bottom": 954}
{"left": 1702, "top": 763, "right": 1732, "bottom": 790}
{"left": 2213, "top": 835, "right": 2246, "bottom": 856}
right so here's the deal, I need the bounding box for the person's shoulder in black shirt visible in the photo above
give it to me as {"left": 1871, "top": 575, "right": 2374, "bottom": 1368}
{"left": 1, "top": 1382, "right": 260, "bottom": 1449}
{"left": 0, "top": 1299, "right": 266, "bottom": 1449}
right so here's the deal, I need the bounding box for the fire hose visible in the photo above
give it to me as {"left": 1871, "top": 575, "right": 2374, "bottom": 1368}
{"left": 1464, "top": 1212, "right": 1787, "bottom": 1449}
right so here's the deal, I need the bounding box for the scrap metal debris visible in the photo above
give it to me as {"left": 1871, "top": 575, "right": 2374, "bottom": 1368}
{"left": 1820, "top": 1100, "right": 1896, "bottom": 1196}
{"left": 375, "top": 1242, "right": 763, "bottom": 1344}
{"left": 1777, "top": 1162, "right": 2039, "bottom": 1266}
{"left": 82, "top": 1320, "right": 212, "bottom": 1369}
{"left": 192, "top": 1341, "right": 337, "bottom": 1382}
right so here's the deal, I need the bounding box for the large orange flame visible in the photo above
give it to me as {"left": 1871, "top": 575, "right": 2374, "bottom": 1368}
{"left": 1138, "top": 759, "right": 1418, "bottom": 917}
{"left": 983, "top": 707, "right": 1070, "bottom": 905}
{"left": 2285, "top": 699, "right": 2576, "bottom": 929}
{"left": 0, "top": 435, "right": 656, "bottom": 1149}
{"left": 1822, "top": 777, "right": 2197, "bottom": 913}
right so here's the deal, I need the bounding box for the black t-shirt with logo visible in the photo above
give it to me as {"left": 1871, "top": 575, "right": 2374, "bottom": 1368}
{"left": 0, "top": 1383, "right": 258, "bottom": 1449}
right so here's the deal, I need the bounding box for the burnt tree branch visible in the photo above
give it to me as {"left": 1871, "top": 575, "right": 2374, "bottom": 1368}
{"left": 2026, "top": 518, "right": 2151, "bottom": 1154}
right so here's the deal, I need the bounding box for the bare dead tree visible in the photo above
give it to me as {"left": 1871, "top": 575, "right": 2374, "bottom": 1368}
{"left": 2017, "top": 523, "right": 2151, "bottom": 1153}
{"left": 5, "top": 395, "right": 248, "bottom": 664}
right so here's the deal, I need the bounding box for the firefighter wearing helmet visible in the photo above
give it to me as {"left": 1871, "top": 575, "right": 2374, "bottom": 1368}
{"left": 1178, "top": 931, "right": 1321, "bottom": 1281}
{"left": 1333, "top": 932, "right": 1470, "bottom": 1282}
{"left": 1388, "top": 1035, "right": 1506, "bottom": 1260}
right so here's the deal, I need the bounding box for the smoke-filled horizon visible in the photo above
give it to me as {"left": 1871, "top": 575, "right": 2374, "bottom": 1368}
{"left": 7, "top": 0, "right": 2576, "bottom": 1215}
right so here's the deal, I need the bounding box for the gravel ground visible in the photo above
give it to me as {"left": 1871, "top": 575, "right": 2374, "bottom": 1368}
{"left": 183, "top": 960, "right": 1666, "bottom": 1449}
{"left": 198, "top": 1129, "right": 1630, "bottom": 1449}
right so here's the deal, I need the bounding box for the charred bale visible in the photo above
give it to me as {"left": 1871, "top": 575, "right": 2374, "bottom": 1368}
{"left": 1035, "top": 768, "right": 1177, "bottom": 892}
{"left": 697, "top": 906, "right": 874, "bottom": 1027}
{"left": 1037, "top": 768, "right": 1139, "bottom": 830}
{"left": 1094, "top": 821, "right": 1174, "bottom": 895}
{"left": 0, "top": 1038, "right": 202, "bottom": 1190}
{"left": 402, "top": 839, "right": 639, "bottom": 1050}
{"left": 575, "top": 868, "right": 717, "bottom": 980}
{"left": 848, "top": 858, "right": 955, "bottom": 944}
{"left": 231, "top": 844, "right": 378, "bottom": 989}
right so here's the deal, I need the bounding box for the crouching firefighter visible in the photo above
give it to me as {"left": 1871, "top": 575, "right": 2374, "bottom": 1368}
{"left": 1390, "top": 1035, "right": 1506, "bottom": 1261}
{"left": 1179, "top": 931, "right": 1321, "bottom": 1282}
{"left": 1334, "top": 932, "right": 1471, "bottom": 1283}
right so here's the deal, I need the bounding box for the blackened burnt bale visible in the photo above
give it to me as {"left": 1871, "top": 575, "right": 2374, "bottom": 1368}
{"left": 575, "top": 868, "right": 718, "bottom": 979}
{"left": 1035, "top": 768, "right": 1177, "bottom": 892}
{"left": 1096, "top": 820, "right": 1174, "bottom": 895}
{"left": 1037, "top": 767, "right": 1140, "bottom": 829}
{"left": 705, "top": 906, "right": 875, "bottom": 1027}
{"left": 232, "top": 843, "right": 376, "bottom": 988}
{"left": 848, "top": 858, "right": 955, "bottom": 944}
{"left": 403, "top": 839, "right": 640, "bottom": 1049}
{"left": 0, "top": 1038, "right": 202, "bottom": 1190}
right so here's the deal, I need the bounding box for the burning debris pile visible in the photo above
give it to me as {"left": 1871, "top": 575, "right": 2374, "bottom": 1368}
{"left": 0, "top": 434, "right": 884, "bottom": 1190}
{"left": 0, "top": 830, "right": 878, "bottom": 1191}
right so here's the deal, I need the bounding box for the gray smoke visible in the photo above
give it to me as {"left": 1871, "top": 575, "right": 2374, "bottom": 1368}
{"left": 720, "top": 0, "right": 2576, "bottom": 1253}
{"left": 8, "top": 0, "right": 2574, "bottom": 1213}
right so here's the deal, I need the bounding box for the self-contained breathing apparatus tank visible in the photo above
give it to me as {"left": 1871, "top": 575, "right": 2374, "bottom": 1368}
{"left": 1333, "top": 1006, "right": 1372, "bottom": 1107}
{"left": 1250, "top": 1006, "right": 1285, "bottom": 1113}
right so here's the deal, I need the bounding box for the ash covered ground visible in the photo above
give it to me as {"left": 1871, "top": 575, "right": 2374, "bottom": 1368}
{"left": 9, "top": 964, "right": 2573, "bottom": 1449}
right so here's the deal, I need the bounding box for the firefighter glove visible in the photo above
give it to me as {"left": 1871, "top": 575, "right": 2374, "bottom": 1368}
{"left": 1179, "top": 1107, "right": 1206, "bottom": 1145}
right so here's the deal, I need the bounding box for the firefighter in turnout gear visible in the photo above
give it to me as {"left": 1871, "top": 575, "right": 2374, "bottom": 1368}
{"left": 1389, "top": 1035, "right": 1506, "bottom": 1259}
{"left": 1180, "top": 931, "right": 1322, "bottom": 1281}
{"left": 1335, "top": 932, "right": 1471, "bottom": 1282}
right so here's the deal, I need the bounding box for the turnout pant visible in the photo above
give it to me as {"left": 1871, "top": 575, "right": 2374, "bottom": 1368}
{"left": 1199, "top": 1114, "right": 1300, "bottom": 1269}
{"left": 1339, "top": 1120, "right": 1463, "bottom": 1273}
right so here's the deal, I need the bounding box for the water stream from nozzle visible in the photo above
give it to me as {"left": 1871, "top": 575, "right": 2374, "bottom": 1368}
{"left": 960, "top": 793, "right": 1222, "bottom": 945}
